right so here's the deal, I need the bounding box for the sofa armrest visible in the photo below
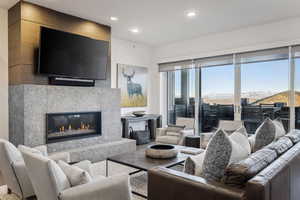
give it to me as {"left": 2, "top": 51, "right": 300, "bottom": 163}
{"left": 156, "top": 128, "right": 167, "bottom": 137}
{"left": 59, "top": 174, "right": 132, "bottom": 200}
{"left": 49, "top": 152, "right": 70, "bottom": 163}
{"left": 148, "top": 167, "right": 245, "bottom": 200}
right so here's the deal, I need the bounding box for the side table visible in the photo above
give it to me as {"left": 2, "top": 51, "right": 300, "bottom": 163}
{"left": 185, "top": 135, "right": 201, "bottom": 148}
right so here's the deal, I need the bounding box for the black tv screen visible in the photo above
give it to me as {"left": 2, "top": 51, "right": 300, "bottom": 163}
{"left": 38, "top": 27, "right": 109, "bottom": 80}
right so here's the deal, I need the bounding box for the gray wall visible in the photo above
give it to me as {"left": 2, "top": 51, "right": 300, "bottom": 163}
{"left": 9, "top": 84, "right": 121, "bottom": 148}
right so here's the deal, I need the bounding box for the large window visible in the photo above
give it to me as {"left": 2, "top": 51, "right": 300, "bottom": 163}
{"left": 167, "top": 68, "right": 196, "bottom": 124}
{"left": 295, "top": 58, "right": 300, "bottom": 128}
{"left": 201, "top": 65, "right": 234, "bottom": 132}
{"left": 241, "top": 60, "right": 289, "bottom": 133}
{"left": 160, "top": 46, "right": 300, "bottom": 135}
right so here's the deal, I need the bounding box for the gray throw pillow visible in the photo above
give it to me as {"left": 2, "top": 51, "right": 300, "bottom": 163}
{"left": 58, "top": 160, "right": 92, "bottom": 187}
{"left": 253, "top": 118, "right": 276, "bottom": 152}
{"left": 202, "top": 129, "right": 232, "bottom": 181}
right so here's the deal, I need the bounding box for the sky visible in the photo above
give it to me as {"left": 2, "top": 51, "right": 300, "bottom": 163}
{"left": 174, "top": 58, "right": 300, "bottom": 98}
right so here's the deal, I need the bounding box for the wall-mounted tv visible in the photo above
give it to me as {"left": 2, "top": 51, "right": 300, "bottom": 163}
{"left": 38, "top": 27, "right": 109, "bottom": 80}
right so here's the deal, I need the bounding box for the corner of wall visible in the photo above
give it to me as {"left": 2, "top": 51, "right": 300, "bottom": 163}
{"left": 0, "top": 8, "right": 8, "bottom": 140}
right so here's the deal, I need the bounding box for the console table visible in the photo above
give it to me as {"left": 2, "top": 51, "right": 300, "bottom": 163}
{"left": 121, "top": 114, "right": 162, "bottom": 139}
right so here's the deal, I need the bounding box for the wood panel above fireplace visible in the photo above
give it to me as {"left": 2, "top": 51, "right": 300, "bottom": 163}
{"left": 8, "top": 1, "right": 111, "bottom": 87}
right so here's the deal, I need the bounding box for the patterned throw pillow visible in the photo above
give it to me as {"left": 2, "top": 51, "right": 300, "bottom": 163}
{"left": 253, "top": 118, "right": 276, "bottom": 152}
{"left": 184, "top": 152, "right": 205, "bottom": 176}
{"left": 201, "top": 129, "right": 249, "bottom": 181}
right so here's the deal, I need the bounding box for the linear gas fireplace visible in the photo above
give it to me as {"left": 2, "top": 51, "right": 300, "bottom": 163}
{"left": 46, "top": 111, "right": 102, "bottom": 143}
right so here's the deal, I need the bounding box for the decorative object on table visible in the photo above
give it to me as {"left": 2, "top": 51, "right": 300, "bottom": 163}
{"left": 117, "top": 64, "right": 148, "bottom": 107}
{"left": 145, "top": 144, "right": 179, "bottom": 159}
{"left": 129, "top": 127, "right": 150, "bottom": 145}
{"left": 185, "top": 135, "right": 201, "bottom": 148}
{"left": 132, "top": 111, "right": 146, "bottom": 117}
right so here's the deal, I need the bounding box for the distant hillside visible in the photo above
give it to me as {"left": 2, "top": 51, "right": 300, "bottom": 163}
{"left": 252, "top": 91, "right": 300, "bottom": 106}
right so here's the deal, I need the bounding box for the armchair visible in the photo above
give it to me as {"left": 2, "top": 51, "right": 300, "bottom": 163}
{"left": 0, "top": 139, "right": 70, "bottom": 199}
{"left": 21, "top": 150, "right": 132, "bottom": 200}
{"left": 156, "top": 117, "right": 195, "bottom": 145}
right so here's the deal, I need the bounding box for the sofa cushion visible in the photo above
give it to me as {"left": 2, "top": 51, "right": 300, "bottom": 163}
{"left": 58, "top": 160, "right": 92, "bottom": 187}
{"left": 222, "top": 148, "right": 277, "bottom": 186}
{"left": 156, "top": 135, "right": 180, "bottom": 145}
{"left": 266, "top": 137, "right": 293, "bottom": 156}
{"left": 285, "top": 129, "right": 300, "bottom": 144}
{"left": 253, "top": 118, "right": 276, "bottom": 152}
{"left": 201, "top": 129, "right": 249, "bottom": 181}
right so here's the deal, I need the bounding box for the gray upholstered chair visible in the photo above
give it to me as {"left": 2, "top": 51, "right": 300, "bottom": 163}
{"left": 0, "top": 139, "right": 70, "bottom": 199}
{"left": 156, "top": 117, "right": 195, "bottom": 145}
{"left": 21, "top": 150, "right": 132, "bottom": 200}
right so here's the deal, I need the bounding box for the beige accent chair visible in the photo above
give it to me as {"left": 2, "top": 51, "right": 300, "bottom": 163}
{"left": 21, "top": 150, "right": 132, "bottom": 200}
{"left": 156, "top": 117, "right": 195, "bottom": 145}
{"left": 0, "top": 139, "right": 70, "bottom": 199}
{"left": 200, "top": 120, "right": 244, "bottom": 148}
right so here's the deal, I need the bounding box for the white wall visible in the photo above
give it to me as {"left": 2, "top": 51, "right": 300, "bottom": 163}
{"left": 155, "top": 17, "right": 300, "bottom": 63}
{"left": 155, "top": 17, "right": 300, "bottom": 122}
{"left": 0, "top": 8, "right": 8, "bottom": 140}
{"left": 111, "top": 37, "right": 159, "bottom": 116}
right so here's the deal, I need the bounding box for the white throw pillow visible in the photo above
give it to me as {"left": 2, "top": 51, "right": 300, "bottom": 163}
{"left": 273, "top": 118, "right": 286, "bottom": 139}
{"left": 48, "top": 160, "right": 71, "bottom": 194}
{"left": 229, "top": 126, "right": 251, "bottom": 156}
{"left": 57, "top": 160, "right": 92, "bottom": 187}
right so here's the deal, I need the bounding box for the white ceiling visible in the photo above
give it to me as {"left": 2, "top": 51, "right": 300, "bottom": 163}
{"left": 2, "top": 0, "right": 300, "bottom": 46}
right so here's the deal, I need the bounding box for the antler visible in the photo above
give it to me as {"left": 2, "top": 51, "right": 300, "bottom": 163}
{"left": 122, "top": 68, "right": 135, "bottom": 78}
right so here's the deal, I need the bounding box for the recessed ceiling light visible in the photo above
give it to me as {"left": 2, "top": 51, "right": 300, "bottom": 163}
{"left": 186, "top": 10, "right": 197, "bottom": 18}
{"left": 110, "top": 16, "right": 119, "bottom": 21}
{"left": 129, "top": 28, "right": 140, "bottom": 34}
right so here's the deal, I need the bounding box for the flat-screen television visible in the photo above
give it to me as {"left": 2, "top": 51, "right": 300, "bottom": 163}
{"left": 38, "top": 27, "right": 109, "bottom": 80}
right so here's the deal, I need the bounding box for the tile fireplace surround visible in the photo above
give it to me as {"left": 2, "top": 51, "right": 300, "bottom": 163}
{"left": 9, "top": 84, "right": 135, "bottom": 162}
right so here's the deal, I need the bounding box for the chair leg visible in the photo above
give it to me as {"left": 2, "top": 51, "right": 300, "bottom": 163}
{"left": 7, "top": 188, "right": 12, "bottom": 194}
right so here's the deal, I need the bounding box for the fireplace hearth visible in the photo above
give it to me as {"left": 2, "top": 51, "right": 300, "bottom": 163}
{"left": 46, "top": 111, "right": 102, "bottom": 143}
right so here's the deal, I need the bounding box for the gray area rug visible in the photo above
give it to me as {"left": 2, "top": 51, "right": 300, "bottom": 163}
{"left": 0, "top": 161, "right": 183, "bottom": 200}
